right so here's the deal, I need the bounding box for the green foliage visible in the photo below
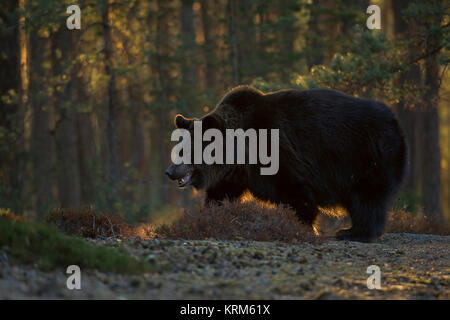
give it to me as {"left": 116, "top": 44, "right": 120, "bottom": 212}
{"left": 392, "top": 190, "right": 423, "bottom": 214}
{"left": 301, "top": 30, "right": 399, "bottom": 101}
{"left": 0, "top": 216, "right": 150, "bottom": 273}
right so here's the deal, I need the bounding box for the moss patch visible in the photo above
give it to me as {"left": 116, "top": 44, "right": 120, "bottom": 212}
{"left": 0, "top": 216, "right": 150, "bottom": 274}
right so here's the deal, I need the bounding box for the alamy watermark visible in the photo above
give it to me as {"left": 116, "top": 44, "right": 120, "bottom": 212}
{"left": 366, "top": 265, "right": 381, "bottom": 290}
{"left": 66, "top": 5, "right": 81, "bottom": 30}
{"left": 170, "top": 121, "right": 280, "bottom": 175}
{"left": 66, "top": 265, "right": 81, "bottom": 290}
{"left": 366, "top": 5, "right": 381, "bottom": 30}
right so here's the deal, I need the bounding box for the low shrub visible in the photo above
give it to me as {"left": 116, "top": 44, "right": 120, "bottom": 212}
{"left": 154, "top": 199, "right": 317, "bottom": 243}
{"left": 386, "top": 210, "right": 450, "bottom": 235}
{"left": 46, "top": 207, "right": 134, "bottom": 238}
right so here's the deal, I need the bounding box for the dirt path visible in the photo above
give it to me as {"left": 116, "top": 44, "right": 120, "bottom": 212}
{"left": 0, "top": 233, "right": 448, "bottom": 299}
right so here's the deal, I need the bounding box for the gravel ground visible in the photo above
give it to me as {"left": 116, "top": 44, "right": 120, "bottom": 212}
{"left": 0, "top": 233, "right": 448, "bottom": 299}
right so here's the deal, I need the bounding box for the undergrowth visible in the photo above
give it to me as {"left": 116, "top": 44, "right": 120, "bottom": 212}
{"left": 46, "top": 207, "right": 134, "bottom": 238}
{"left": 386, "top": 210, "right": 449, "bottom": 235}
{"left": 0, "top": 215, "right": 150, "bottom": 273}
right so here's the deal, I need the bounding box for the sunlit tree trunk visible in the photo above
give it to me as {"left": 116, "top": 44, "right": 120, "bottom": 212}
{"left": 16, "top": 0, "right": 29, "bottom": 212}
{"left": 447, "top": 102, "right": 450, "bottom": 217}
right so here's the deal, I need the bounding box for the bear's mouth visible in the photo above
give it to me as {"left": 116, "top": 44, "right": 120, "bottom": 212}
{"left": 178, "top": 171, "right": 193, "bottom": 187}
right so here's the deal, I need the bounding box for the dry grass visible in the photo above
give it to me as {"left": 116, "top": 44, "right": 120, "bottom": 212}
{"left": 385, "top": 209, "right": 450, "bottom": 235}
{"left": 0, "top": 208, "right": 23, "bottom": 222}
{"left": 45, "top": 207, "right": 135, "bottom": 238}
{"left": 315, "top": 207, "right": 450, "bottom": 237}
{"left": 139, "top": 202, "right": 450, "bottom": 242}
{"left": 43, "top": 202, "right": 449, "bottom": 242}
{"left": 152, "top": 200, "right": 318, "bottom": 243}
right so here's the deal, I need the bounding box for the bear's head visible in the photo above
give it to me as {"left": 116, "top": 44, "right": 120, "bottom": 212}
{"left": 165, "top": 113, "right": 229, "bottom": 190}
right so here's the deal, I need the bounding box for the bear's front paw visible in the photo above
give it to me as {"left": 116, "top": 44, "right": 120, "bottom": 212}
{"left": 335, "top": 228, "right": 378, "bottom": 243}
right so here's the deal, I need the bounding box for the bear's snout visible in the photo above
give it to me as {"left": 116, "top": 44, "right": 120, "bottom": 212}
{"left": 165, "top": 164, "right": 176, "bottom": 179}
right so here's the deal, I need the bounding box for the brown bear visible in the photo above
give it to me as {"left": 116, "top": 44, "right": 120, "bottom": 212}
{"left": 166, "top": 85, "right": 407, "bottom": 242}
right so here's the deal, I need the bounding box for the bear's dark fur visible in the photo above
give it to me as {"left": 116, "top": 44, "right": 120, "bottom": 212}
{"left": 166, "top": 86, "right": 407, "bottom": 242}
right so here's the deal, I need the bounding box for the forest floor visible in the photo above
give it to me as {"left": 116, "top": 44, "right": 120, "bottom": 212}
{"left": 0, "top": 233, "right": 448, "bottom": 299}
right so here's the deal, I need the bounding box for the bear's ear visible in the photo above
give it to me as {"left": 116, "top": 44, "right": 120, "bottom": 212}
{"left": 175, "top": 114, "right": 192, "bottom": 129}
{"left": 202, "top": 115, "right": 224, "bottom": 131}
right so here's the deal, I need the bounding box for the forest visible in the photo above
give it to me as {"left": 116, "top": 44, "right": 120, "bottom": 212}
{"left": 0, "top": 0, "right": 450, "bottom": 301}
{"left": 0, "top": 0, "right": 449, "bottom": 225}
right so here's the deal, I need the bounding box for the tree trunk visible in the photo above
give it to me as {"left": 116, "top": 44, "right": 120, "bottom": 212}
{"left": 16, "top": 0, "right": 29, "bottom": 212}
{"left": 30, "top": 31, "right": 53, "bottom": 215}
{"left": 55, "top": 103, "right": 81, "bottom": 209}
{"left": 102, "top": 0, "right": 120, "bottom": 203}
{"left": 200, "top": 0, "right": 217, "bottom": 90}
{"left": 76, "top": 112, "right": 96, "bottom": 205}
{"left": 181, "top": 0, "right": 196, "bottom": 84}
{"left": 448, "top": 102, "right": 450, "bottom": 216}
{"left": 392, "top": 0, "right": 422, "bottom": 193}
{"left": 156, "top": 0, "right": 170, "bottom": 205}
{"left": 422, "top": 49, "right": 443, "bottom": 220}
{"left": 0, "top": 0, "right": 25, "bottom": 212}
{"left": 52, "top": 28, "right": 81, "bottom": 209}
{"left": 227, "top": 0, "right": 239, "bottom": 85}
{"left": 422, "top": 0, "right": 443, "bottom": 220}
{"left": 75, "top": 66, "right": 96, "bottom": 206}
{"left": 306, "top": 0, "right": 325, "bottom": 70}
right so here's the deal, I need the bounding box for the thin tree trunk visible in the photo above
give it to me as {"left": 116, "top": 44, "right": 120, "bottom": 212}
{"left": 278, "top": 2, "right": 295, "bottom": 83}
{"left": 227, "top": 0, "right": 239, "bottom": 85}
{"left": 200, "top": 0, "right": 217, "bottom": 89}
{"left": 16, "top": 0, "right": 29, "bottom": 212}
{"left": 181, "top": 0, "right": 196, "bottom": 84}
{"left": 156, "top": 0, "right": 169, "bottom": 205}
{"left": 306, "top": 0, "right": 324, "bottom": 70}
{"left": 77, "top": 112, "right": 96, "bottom": 205}
{"left": 127, "top": 82, "right": 145, "bottom": 172}
{"left": 124, "top": 3, "right": 146, "bottom": 175}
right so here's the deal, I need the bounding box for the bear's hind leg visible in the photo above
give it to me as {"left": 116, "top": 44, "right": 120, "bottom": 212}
{"left": 291, "top": 200, "right": 320, "bottom": 226}
{"left": 336, "top": 195, "right": 388, "bottom": 242}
